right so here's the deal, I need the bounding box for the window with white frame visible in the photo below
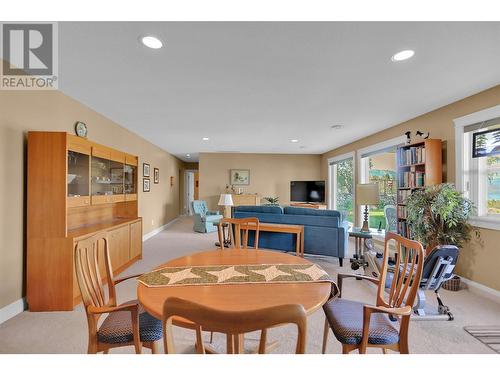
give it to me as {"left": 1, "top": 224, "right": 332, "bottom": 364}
{"left": 328, "top": 153, "right": 354, "bottom": 224}
{"left": 461, "top": 119, "right": 500, "bottom": 219}
{"left": 455, "top": 105, "right": 500, "bottom": 230}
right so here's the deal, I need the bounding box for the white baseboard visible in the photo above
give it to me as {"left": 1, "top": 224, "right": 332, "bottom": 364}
{"left": 0, "top": 298, "right": 26, "bottom": 325}
{"left": 142, "top": 217, "right": 180, "bottom": 242}
{"left": 460, "top": 276, "right": 500, "bottom": 305}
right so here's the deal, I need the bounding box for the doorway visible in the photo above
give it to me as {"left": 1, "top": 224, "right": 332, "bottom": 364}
{"left": 184, "top": 170, "right": 199, "bottom": 215}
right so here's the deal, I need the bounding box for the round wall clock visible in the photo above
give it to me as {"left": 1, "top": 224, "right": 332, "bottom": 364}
{"left": 75, "top": 121, "right": 88, "bottom": 138}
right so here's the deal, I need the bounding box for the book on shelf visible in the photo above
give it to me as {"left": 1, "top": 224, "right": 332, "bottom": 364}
{"left": 397, "top": 189, "right": 411, "bottom": 204}
{"left": 399, "top": 145, "right": 426, "bottom": 165}
{"left": 398, "top": 171, "right": 425, "bottom": 188}
{"left": 396, "top": 139, "right": 442, "bottom": 239}
{"left": 397, "top": 205, "right": 408, "bottom": 218}
{"left": 397, "top": 221, "right": 413, "bottom": 239}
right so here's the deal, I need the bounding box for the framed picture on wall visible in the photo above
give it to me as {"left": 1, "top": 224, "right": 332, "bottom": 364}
{"left": 230, "top": 169, "right": 250, "bottom": 185}
{"left": 143, "top": 178, "right": 150, "bottom": 192}
{"left": 154, "top": 168, "right": 159, "bottom": 184}
{"left": 143, "top": 163, "right": 150, "bottom": 177}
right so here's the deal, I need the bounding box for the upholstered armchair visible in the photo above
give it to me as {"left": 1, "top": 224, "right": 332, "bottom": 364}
{"left": 384, "top": 205, "right": 397, "bottom": 233}
{"left": 192, "top": 200, "right": 223, "bottom": 233}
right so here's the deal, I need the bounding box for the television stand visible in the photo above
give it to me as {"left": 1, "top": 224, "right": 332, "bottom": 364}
{"left": 290, "top": 202, "right": 327, "bottom": 210}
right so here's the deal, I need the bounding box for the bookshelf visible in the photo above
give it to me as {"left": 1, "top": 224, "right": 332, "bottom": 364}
{"left": 396, "top": 139, "right": 442, "bottom": 238}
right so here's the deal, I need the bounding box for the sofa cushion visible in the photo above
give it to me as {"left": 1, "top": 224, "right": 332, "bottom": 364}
{"left": 235, "top": 205, "right": 284, "bottom": 214}
{"left": 234, "top": 211, "right": 339, "bottom": 228}
{"left": 284, "top": 206, "right": 341, "bottom": 218}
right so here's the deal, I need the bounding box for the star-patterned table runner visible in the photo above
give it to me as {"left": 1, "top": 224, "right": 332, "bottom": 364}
{"left": 138, "top": 263, "right": 331, "bottom": 287}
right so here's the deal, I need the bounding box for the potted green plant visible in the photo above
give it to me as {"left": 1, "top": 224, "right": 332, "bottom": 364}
{"left": 263, "top": 196, "right": 280, "bottom": 206}
{"left": 406, "top": 183, "right": 480, "bottom": 252}
{"left": 406, "top": 183, "right": 481, "bottom": 291}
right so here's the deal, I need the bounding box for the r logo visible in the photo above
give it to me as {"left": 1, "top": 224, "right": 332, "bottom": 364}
{"left": 2, "top": 23, "right": 53, "bottom": 76}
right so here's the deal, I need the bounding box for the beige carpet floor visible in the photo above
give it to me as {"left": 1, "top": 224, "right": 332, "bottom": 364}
{"left": 0, "top": 216, "right": 498, "bottom": 354}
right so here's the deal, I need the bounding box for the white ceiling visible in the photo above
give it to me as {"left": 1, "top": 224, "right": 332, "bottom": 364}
{"left": 58, "top": 22, "right": 500, "bottom": 162}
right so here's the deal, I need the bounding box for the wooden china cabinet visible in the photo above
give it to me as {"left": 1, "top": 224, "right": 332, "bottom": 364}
{"left": 27, "top": 132, "right": 142, "bottom": 311}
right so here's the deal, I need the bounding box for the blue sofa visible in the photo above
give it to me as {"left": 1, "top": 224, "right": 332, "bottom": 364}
{"left": 233, "top": 205, "right": 349, "bottom": 266}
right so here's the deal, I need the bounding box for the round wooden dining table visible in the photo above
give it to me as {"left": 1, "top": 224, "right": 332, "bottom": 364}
{"left": 137, "top": 248, "right": 332, "bottom": 328}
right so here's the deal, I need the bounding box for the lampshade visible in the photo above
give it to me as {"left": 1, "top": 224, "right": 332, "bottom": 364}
{"left": 356, "top": 183, "right": 380, "bottom": 205}
{"left": 218, "top": 194, "right": 234, "bottom": 206}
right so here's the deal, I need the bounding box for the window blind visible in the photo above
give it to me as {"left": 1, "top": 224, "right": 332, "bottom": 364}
{"left": 360, "top": 145, "right": 399, "bottom": 159}
{"left": 464, "top": 116, "right": 500, "bottom": 133}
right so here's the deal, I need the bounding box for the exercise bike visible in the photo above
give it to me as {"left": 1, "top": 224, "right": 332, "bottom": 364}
{"left": 363, "top": 238, "right": 457, "bottom": 321}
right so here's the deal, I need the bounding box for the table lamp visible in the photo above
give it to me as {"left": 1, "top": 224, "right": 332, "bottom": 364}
{"left": 218, "top": 193, "right": 234, "bottom": 218}
{"left": 356, "top": 183, "right": 379, "bottom": 232}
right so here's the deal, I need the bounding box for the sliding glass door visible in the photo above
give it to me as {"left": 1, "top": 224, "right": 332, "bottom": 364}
{"left": 329, "top": 154, "right": 355, "bottom": 224}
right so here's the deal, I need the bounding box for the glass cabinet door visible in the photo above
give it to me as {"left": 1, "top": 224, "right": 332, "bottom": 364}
{"left": 110, "top": 160, "right": 124, "bottom": 195}
{"left": 124, "top": 164, "right": 137, "bottom": 200}
{"left": 67, "top": 150, "right": 90, "bottom": 207}
{"left": 91, "top": 156, "right": 112, "bottom": 199}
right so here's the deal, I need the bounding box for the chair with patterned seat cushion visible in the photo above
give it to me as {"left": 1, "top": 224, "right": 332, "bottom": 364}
{"left": 323, "top": 299, "right": 400, "bottom": 347}
{"left": 97, "top": 300, "right": 163, "bottom": 345}
{"left": 75, "top": 232, "right": 162, "bottom": 354}
{"left": 322, "top": 232, "right": 424, "bottom": 354}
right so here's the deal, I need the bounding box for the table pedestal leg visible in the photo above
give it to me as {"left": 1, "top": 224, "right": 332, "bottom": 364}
{"left": 201, "top": 332, "right": 279, "bottom": 354}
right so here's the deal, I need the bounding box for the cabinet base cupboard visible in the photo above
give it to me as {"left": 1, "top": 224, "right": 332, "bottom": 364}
{"left": 27, "top": 132, "right": 142, "bottom": 311}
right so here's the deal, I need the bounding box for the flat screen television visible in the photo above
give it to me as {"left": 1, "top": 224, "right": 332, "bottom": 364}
{"left": 290, "top": 181, "right": 325, "bottom": 203}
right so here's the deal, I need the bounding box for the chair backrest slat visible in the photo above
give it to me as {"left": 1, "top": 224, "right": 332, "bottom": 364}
{"left": 75, "top": 232, "right": 116, "bottom": 311}
{"left": 218, "top": 217, "right": 260, "bottom": 250}
{"left": 163, "top": 297, "right": 307, "bottom": 354}
{"left": 86, "top": 243, "right": 104, "bottom": 307}
{"left": 378, "top": 232, "right": 424, "bottom": 310}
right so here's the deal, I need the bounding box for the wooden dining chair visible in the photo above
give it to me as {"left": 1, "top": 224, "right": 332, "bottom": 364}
{"left": 74, "top": 232, "right": 163, "bottom": 354}
{"left": 162, "top": 297, "right": 307, "bottom": 354}
{"left": 217, "top": 217, "right": 260, "bottom": 250}
{"left": 322, "top": 231, "right": 424, "bottom": 354}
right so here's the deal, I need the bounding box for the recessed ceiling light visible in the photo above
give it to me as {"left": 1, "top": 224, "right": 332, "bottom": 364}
{"left": 202, "top": 137, "right": 210, "bottom": 141}
{"left": 290, "top": 139, "right": 299, "bottom": 143}
{"left": 141, "top": 36, "right": 163, "bottom": 49}
{"left": 186, "top": 154, "right": 191, "bottom": 158}
{"left": 330, "top": 125, "right": 343, "bottom": 130}
{"left": 391, "top": 50, "right": 415, "bottom": 62}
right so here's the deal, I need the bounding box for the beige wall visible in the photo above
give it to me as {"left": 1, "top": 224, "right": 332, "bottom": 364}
{"left": 321, "top": 84, "right": 500, "bottom": 291}
{"left": 0, "top": 89, "right": 184, "bottom": 309}
{"left": 199, "top": 153, "right": 322, "bottom": 210}
{"left": 370, "top": 152, "right": 396, "bottom": 171}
